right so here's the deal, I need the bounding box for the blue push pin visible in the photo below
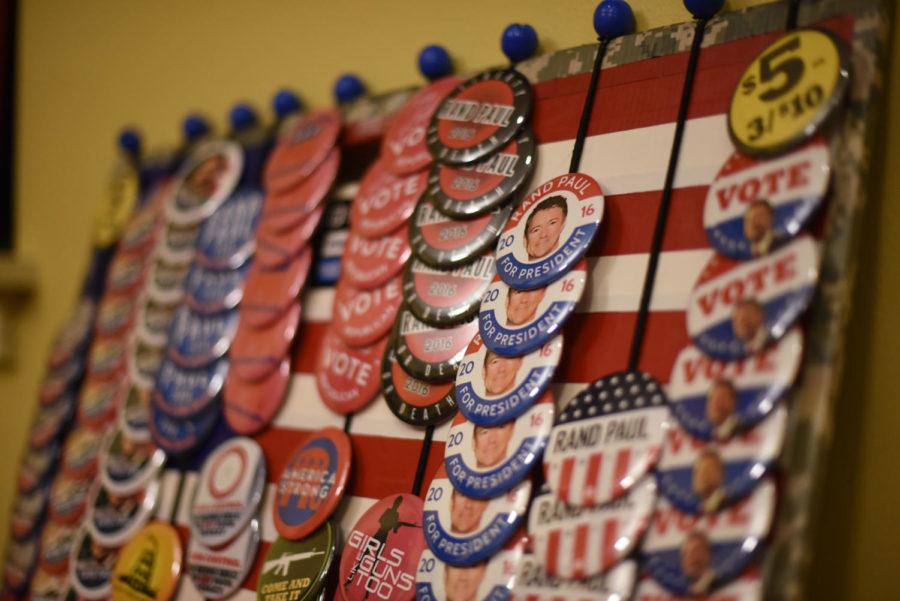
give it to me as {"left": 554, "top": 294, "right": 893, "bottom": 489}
{"left": 594, "top": 0, "right": 635, "bottom": 39}
{"left": 418, "top": 45, "right": 453, "bottom": 81}
{"left": 501, "top": 23, "right": 538, "bottom": 63}
{"left": 684, "top": 0, "right": 725, "bottom": 19}
{"left": 182, "top": 113, "right": 210, "bottom": 142}
{"left": 334, "top": 74, "right": 365, "bottom": 104}
{"left": 272, "top": 88, "right": 303, "bottom": 119}
{"left": 229, "top": 102, "right": 259, "bottom": 132}
{"left": 117, "top": 127, "right": 141, "bottom": 158}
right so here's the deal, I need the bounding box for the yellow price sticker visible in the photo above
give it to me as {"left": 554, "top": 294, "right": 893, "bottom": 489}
{"left": 94, "top": 161, "right": 139, "bottom": 249}
{"left": 729, "top": 29, "right": 849, "bottom": 157}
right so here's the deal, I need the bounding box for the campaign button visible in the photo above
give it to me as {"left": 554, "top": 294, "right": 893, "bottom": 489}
{"left": 96, "top": 294, "right": 136, "bottom": 338}
{"left": 261, "top": 148, "right": 341, "bottom": 234}
{"left": 258, "top": 525, "right": 337, "bottom": 601}
{"left": 415, "top": 532, "right": 525, "bottom": 601}
{"left": 49, "top": 474, "right": 92, "bottom": 525}
{"left": 119, "top": 193, "right": 163, "bottom": 255}
{"left": 528, "top": 477, "right": 656, "bottom": 579}
{"left": 17, "top": 438, "right": 60, "bottom": 493}
{"left": 657, "top": 405, "right": 786, "bottom": 515}
{"left": 191, "top": 437, "right": 266, "bottom": 548}
{"left": 255, "top": 204, "right": 325, "bottom": 270}
{"left": 230, "top": 303, "right": 300, "bottom": 381}
{"left": 264, "top": 108, "right": 342, "bottom": 193}
{"left": 188, "top": 517, "right": 260, "bottom": 599}
{"left": 167, "top": 306, "right": 239, "bottom": 369}
{"left": 510, "top": 554, "right": 637, "bottom": 601}
{"left": 30, "top": 391, "right": 77, "bottom": 448}
{"left": 668, "top": 328, "right": 802, "bottom": 441}
{"left": 153, "top": 357, "right": 227, "bottom": 418}
{"left": 150, "top": 400, "right": 220, "bottom": 456}
{"left": 111, "top": 522, "right": 182, "bottom": 601}
{"left": 106, "top": 252, "right": 148, "bottom": 295}
{"left": 350, "top": 160, "right": 426, "bottom": 239}
{"left": 633, "top": 570, "right": 763, "bottom": 601}
{"left": 478, "top": 260, "right": 586, "bottom": 357}
{"left": 382, "top": 77, "right": 463, "bottom": 176}
{"left": 87, "top": 478, "right": 160, "bottom": 548}
{"left": 410, "top": 199, "right": 510, "bottom": 270}
{"left": 428, "top": 129, "right": 536, "bottom": 219}
{"left": 340, "top": 494, "right": 424, "bottom": 601}
{"left": 496, "top": 173, "right": 603, "bottom": 290}
{"left": 382, "top": 345, "right": 457, "bottom": 427}
{"left": 444, "top": 392, "right": 552, "bottom": 498}
{"left": 39, "top": 358, "right": 83, "bottom": 406}
{"left": 146, "top": 257, "right": 190, "bottom": 305}
{"left": 136, "top": 297, "right": 177, "bottom": 348}
{"left": 687, "top": 235, "right": 819, "bottom": 360}
{"left": 99, "top": 428, "right": 166, "bottom": 497}
{"left": 423, "top": 465, "right": 529, "bottom": 566}
{"left": 342, "top": 227, "right": 412, "bottom": 290}
{"left": 88, "top": 335, "right": 127, "bottom": 378}
{"left": 167, "top": 139, "right": 244, "bottom": 227}
{"left": 274, "top": 427, "right": 351, "bottom": 540}
{"left": 155, "top": 223, "right": 198, "bottom": 267}
{"left": 223, "top": 357, "right": 291, "bottom": 435}
{"left": 39, "top": 522, "right": 76, "bottom": 574}
{"left": 10, "top": 484, "right": 49, "bottom": 540}
{"left": 403, "top": 255, "right": 495, "bottom": 326}
{"left": 4, "top": 534, "right": 38, "bottom": 594}
{"left": 69, "top": 526, "right": 117, "bottom": 600}
{"left": 61, "top": 426, "right": 104, "bottom": 480}
{"left": 456, "top": 334, "right": 560, "bottom": 428}
{"left": 195, "top": 190, "right": 263, "bottom": 270}
{"left": 128, "top": 336, "right": 166, "bottom": 392}
{"left": 120, "top": 383, "right": 152, "bottom": 442}
{"left": 316, "top": 329, "right": 386, "bottom": 414}
{"left": 392, "top": 308, "right": 478, "bottom": 383}
{"left": 333, "top": 276, "right": 404, "bottom": 348}
{"left": 185, "top": 262, "right": 250, "bottom": 314}
{"left": 543, "top": 371, "right": 669, "bottom": 507}
{"left": 642, "top": 478, "right": 776, "bottom": 596}
{"left": 241, "top": 246, "right": 312, "bottom": 328}
{"left": 29, "top": 567, "right": 72, "bottom": 601}
{"left": 427, "top": 69, "right": 533, "bottom": 165}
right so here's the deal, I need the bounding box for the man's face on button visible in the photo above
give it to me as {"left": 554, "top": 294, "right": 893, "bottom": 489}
{"left": 444, "top": 563, "right": 487, "bottom": 601}
{"left": 743, "top": 201, "right": 773, "bottom": 245}
{"left": 483, "top": 352, "right": 522, "bottom": 396}
{"left": 680, "top": 532, "right": 711, "bottom": 582}
{"left": 473, "top": 422, "right": 514, "bottom": 468}
{"left": 450, "top": 490, "right": 488, "bottom": 535}
{"left": 506, "top": 287, "right": 545, "bottom": 327}
{"left": 525, "top": 206, "right": 566, "bottom": 260}
{"left": 706, "top": 380, "right": 737, "bottom": 427}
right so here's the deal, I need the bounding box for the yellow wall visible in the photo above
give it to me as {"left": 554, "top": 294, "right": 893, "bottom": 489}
{"left": 2, "top": 0, "right": 897, "bottom": 597}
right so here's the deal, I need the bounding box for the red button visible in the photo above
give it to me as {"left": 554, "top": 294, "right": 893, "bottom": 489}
{"left": 223, "top": 357, "right": 291, "bottom": 435}
{"left": 260, "top": 148, "right": 341, "bottom": 234}
{"left": 230, "top": 303, "right": 301, "bottom": 382}
{"left": 255, "top": 205, "right": 324, "bottom": 270}
{"left": 316, "top": 329, "right": 387, "bottom": 414}
{"left": 332, "top": 275, "right": 403, "bottom": 348}
{"left": 264, "top": 108, "right": 341, "bottom": 194}
{"left": 241, "top": 247, "right": 312, "bottom": 328}
{"left": 349, "top": 159, "right": 425, "bottom": 238}
{"left": 341, "top": 226, "right": 411, "bottom": 290}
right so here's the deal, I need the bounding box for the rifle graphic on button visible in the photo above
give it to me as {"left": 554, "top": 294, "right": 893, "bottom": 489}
{"left": 263, "top": 550, "right": 325, "bottom": 577}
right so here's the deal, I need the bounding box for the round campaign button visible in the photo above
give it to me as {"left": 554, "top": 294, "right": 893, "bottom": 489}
{"left": 729, "top": 29, "right": 849, "bottom": 157}
{"left": 528, "top": 477, "right": 656, "bottom": 579}
{"left": 49, "top": 474, "right": 92, "bottom": 525}
{"left": 403, "top": 255, "right": 496, "bottom": 326}
{"left": 705, "top": 138, "right": 830, "bottom": 260}
{"left": 4, "top": 535, "right": 38, "bottom": 594}
{"left": 111, "top": 522, "right": 182, "bottom": 601}
{"left": 264, "top": 108, "right": 342, "bottom": 193}
{"left": 119, "top": 192, "right": 163, "bottom": 255}
{"left": 642, "top": 478, "right": 776, "bottom": 596}
{"left": 456, "top": 334, "right": 561, "bottom": 428}
{"left": 136, "top": 297, "right": 177, "bottom": 348}
{"left": 544, "top": 371, "right": 670, "bottom": 507}
{"left": 69, "top": 526, "right": 117, "bottom": 600}
{"left": 240, "top": 247, "right": 311, "bottom": 328}
{"left": 188, "top": 517, "right": 260, "bottom": 599}
{"left": 382, "top": 77, "right": 462, "bottom": 175}
{"left": 96, "top": 294, "right": 136, "bottom": 338}
{"left": 657, "top": 405, "right": 787, "bottom": 515}
{"left": 128, "top": 337, "right": 166, "bottom": 393}
{"left": 191, "top": 437, "right": 266, "bottom": 548}
{"left": 120, "top": 383, "right": 152, "bottom": 442}
{"left": 274, "top": 427, "right": 351, "bottom": 540}
{"left": 195, "top": 190, "right": 263, "bottom": 270}
{"left": 223, "top": 357, "right": 290, "bottom": 435}
{"left": 340, "top": 494, "right": 424, "bottom": 601}
{"left": 669, "top": 328, "right": 802, "bottom": 441}
{"left": 155, "top": 224, "right": 198, "bottom": 268}
{"left": 496, "top": 173, "right": 603, "bottom": 290}
{"left": 261, "top": 148, "right": 341, "bottom": 234}
{"left": 415, "top": 533, "right": 525, "bottom": 601}
{"left": 633, "top": 570, "right": 763, "bottom": 601}
{"left": 87, "top": 479, "right": 160, "bottom": 548}
{"left": 167, "top": 139, "right": 243, "bottom": 226}
{"left": 31, "top": 392, "right": 76, "bottom": 447}
{"left": 146, "top": 257, "right": 190, "bottom": 305}
{"left": 153, "top": 357, "right": 227, "bottom": 417}
{"left": 185, "top": 262, "right": 250, "bottom": 314}
{"left": 342, "top": 227, "right": 412, "bottom": 290}
{"left": 40, "top": 522, "right": 76, "bottom": 573}
{"left": 88, "top": 335, "right": 127, "bottom": 378}
{"left": 512, "top": 554, "right": 638, "bottom": 601}
{"left": 47, "top": 299, "right": 95, "bottom": 369}
{"left": 255, "top": 205, "right": 324, "bottom": 270}
{"left": 428, "top": 129, "right": 536, "bottom": 219}
{"left": 229, "top": 303, "right": 300, "bottom": 381}
{"left": 258, "top": 525, "right": 337, "bottom": 601}
{"left": 18, "top": 439, "right": 60, "bottom": 493}
{"left": 316, "top": 329, "right": 387, "bottom": 414}
{"left": 333, "top": 276, "right": 404, "bottom": 348}
{"left": 106, "top": 252, "right": 148, "bottom": 296}
{"left": 382, "top": 345, "right": 457, "bottom": 427}
{"left": 167, "top": 306, "right": 239, "bottom": 369}
{"left": 39, "top": 358, "right": 83, "bottom": 406}
{"left": 10, "top": 485, "right": 48, "bottom": 540}
{"left": 99, "top": 428, "right": 166, "bottom": 497}
{"left": 444, "top": 392, "right": 552, "bottom": 498}
{"left": 478, "top": 260, "right": 587, "bottom": 357}
{"left": 392, "top": 308, "right": 478, "bottom": 383}
{"left": 61, "top": 426, "right": 104, "bottom": 480}
{"left": 350, "top": 160, "right": 426, "bottom": 239}
{"left": 30, "top": 568, "right": 74, "bottom": 601}
{"left": 150, "top": 401, "right": 220, "bottom": 456}
{"left": 423, "top": 465, "right": 530, "bottom": 566}
{"left": 687, "top": 235, "right": 819, "bottom": 360}
{"left": 427, "top": 69, "right": 533, "bottom": 165}
{"left": 410, "top": 198, "right": 510, "bottom": 271}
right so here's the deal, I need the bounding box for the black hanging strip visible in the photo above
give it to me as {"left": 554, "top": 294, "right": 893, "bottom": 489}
{"left": 343, "top": 412, "right": 353, "bottom": 434}
{"left": 786, "top": 0, "right": 801, "bottom": 31}
{"left": 569, "top": 38, "right": 611, "bottom": 173}
{"left": 411, "top": 424, "right": 435, "bottom": 496}
{"left": 627, "top": 17, "right": 709, "bottom": 372}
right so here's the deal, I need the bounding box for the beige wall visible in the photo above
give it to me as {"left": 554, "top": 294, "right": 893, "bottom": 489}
{"left": 2, "top": 0, "right": 897, "bottom": 597}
